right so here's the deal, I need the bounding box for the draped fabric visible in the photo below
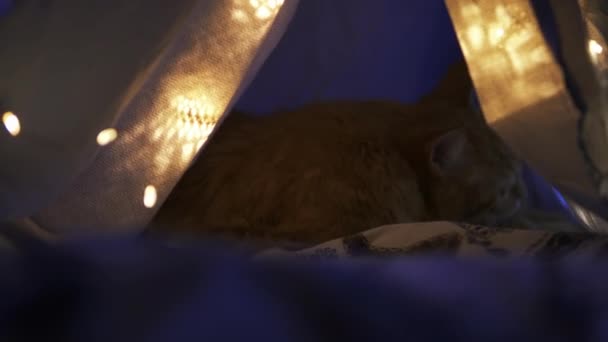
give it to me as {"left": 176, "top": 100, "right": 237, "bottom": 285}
{"left": 1, "top": 0, "right": 606, "bottom": 237}
{"left": 446, "top": 0, "right": 608, "bottom": 231}
{"left": 0, "top": 0, "right": 299, "bottom": 235}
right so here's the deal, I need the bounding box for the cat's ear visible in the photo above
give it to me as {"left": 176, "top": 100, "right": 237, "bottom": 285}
{"left": 429, "top": 129, "right": 468, "bottom": 175}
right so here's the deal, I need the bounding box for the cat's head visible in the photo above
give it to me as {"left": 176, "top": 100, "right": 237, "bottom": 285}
{"left": 424, "top": 123, "right": 527, "bottom": 226}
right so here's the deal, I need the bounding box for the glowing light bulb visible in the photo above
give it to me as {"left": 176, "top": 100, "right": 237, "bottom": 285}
{"left": 589, "top": 39, "right": 603, "bottom": 55}
{"left": 249, "top": 0, "right": 283, "bottom": 19}
{"left": 96, "top": 128, "right": 118, "bottom": 146}
{"left": 256, "top": 7, "right": 271, "bottom": 19}
{"left": 143, "top": 185, "right": 157, "bottom": 208}
{"left": 2, "top": 112, "right": 20, "bottom": 137}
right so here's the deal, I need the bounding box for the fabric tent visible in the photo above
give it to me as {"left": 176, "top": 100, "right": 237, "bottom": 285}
{"left": 1, "top": 0, "right": 608, "bottom": 240}
{"left": 4, "top": 3, "right": 608, "bottom": 340}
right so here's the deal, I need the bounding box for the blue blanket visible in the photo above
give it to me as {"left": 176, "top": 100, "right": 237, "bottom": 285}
{"left": 0, "top": 237, "right": 606, "bottom": 341}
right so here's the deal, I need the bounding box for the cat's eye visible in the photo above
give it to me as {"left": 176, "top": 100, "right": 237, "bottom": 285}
{"left": 2, "top": 111, "right": 20, "bottom": 137}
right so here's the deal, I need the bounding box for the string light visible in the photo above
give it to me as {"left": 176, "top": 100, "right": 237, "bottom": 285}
{"left": 96, "top": 128, "right": 118, "bottom": 146}
{"left": 589, "top": 39, "right": 603, "bottom": 56}
{"left": 2, "top": 111, "right": 20, "bottom": 137}
{"left": 446, "top": 0, "right": 561, "bottom": 121}
{"left": 248, "top": 0, "right": 284, "bottom": 19}
{"left": 143, "top": 185, "right": 158, "bottom": 208}
{"left": 585, "top": 20, "right": 608, "bottom": 85}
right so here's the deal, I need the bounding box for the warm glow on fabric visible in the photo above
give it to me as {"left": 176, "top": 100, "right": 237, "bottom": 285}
{"left": 231, "top": 0, "right": 285, "bottom": 23}
{"left": 174, "top": 96, "right": 218, "bottom": 140}
{"left": 446, "top": 0, "right": 563, "bottom": 123}
{"left": 21, "top": 0, "right": 298, "bottom": 234}
{"left": 446, "top": 0, "right": 599, "bottom": 204}
{"left": 249, "top": 0, "right": 285, "bottom": 19}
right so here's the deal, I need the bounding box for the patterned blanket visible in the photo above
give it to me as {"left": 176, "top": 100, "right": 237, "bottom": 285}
{"left": 258, "top": 222, "right": 608, "bottom": 259}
